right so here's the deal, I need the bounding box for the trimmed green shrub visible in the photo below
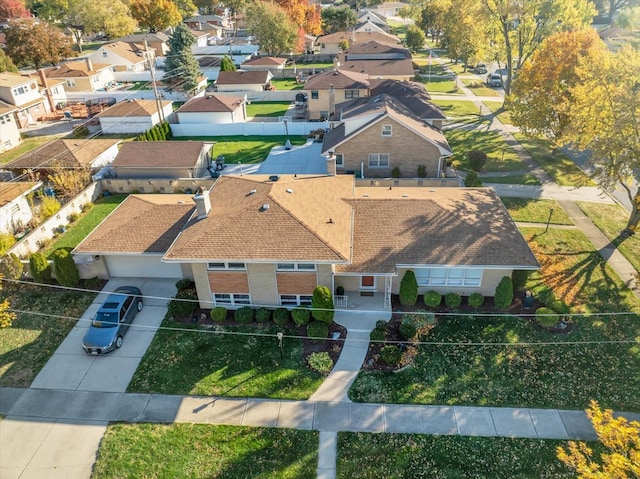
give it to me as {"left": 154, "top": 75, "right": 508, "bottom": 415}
{"left": 370, "top": 328, "right": 386, "bottom": 341}
{"left": 85, "top": 276, "right": 102, "bottom": 289}
{"left": 547, "top": 299, "right": 570, "bottom": 314}
{"left": 467, "top": 150, "right": 487, "bottom": 172}
{"left": 273, "top": 308, "right": 290, "bottom": 326}
{"left": 29, "top": 252, "right": 51, "bottom": 282}
{"left": 311, "top": 286, "right": 334, "bottom": 325}
{"left": 391, "top": 166, "right": 401, "bottom": 178}
{"left": 255, "top": 307, "right": 271, "bottom": 323}
{"left": 291, "top": 307, "right": 311, "bottom": 326}
{"left": 0, "top": 253, "right": 23, "bottom": 280}
{"left": 0, "top": 233, "right": 16, "bottom": 255}
{"left": 210, "top": 306, "right": 227, "bottom": 322}
{"left": 40, "top": 196, "right": 61, "bottom": 219}
{"left": 52, "top": 249, "right": 79, "bottom": 287}
{"left": 468, "top": 293, "right": 484, "bottom": 309}
{"left": 307, "top": 320, "right": 329, "bottom": 338}
{"left": 536, "top": 307, "right": 558, "bottom": 327}
{"left": 402, "top": 312, "right": 433, "bottom": 330}
{"left": 307, "top": 352, "right": 333, "bottom": 374}
{"left": 234, "top": 306, "right": 254, "bottom": 323}
{"left": 423, "top": 290, "right": 442, "bottom": 307}
{"left": 380, "top": 345, "right": 402, "bottom": 366}
{"left": 399, "top": 270, "right": 418, "bottom": 305}
{"left": 175, "top": 278, "right": 195, "bottom": 291}
{"left": 168, "top": 298, "right": 196, "bottom": 318}
{"left": 417, "top": 164, "right": 426, "bottom": 178}
{"left": 399, "top": 320, "right": 417, "bottom": 340}
{"left": 511, "top": 270, "right": 530, "bottom": 292}
{"left": 445, "top": 292, "right": 462, "bottom": 309}
{"left": 464, "top": 171, "right": 482, "bottom": 187}
{"left": 375, "top": 320, "right": 388, "bottom": 331}
{"left": 494, "top": 276, "right": 514, "bottom": 309}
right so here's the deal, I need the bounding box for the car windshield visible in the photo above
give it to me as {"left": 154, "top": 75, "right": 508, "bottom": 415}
{"left": 92, "top": 312, "right": 119, "bottom": 328}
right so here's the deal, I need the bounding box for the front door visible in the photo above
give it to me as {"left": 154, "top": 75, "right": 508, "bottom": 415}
{"left": 360, "top": 275, "right": 376, "bottom": 290}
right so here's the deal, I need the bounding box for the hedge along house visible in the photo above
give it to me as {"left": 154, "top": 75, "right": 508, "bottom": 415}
{"left": 73, "top": 175, "right": 538, "bottom": 311}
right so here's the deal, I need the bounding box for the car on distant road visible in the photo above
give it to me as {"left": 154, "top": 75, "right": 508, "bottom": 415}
{"left": 473, "top": 63, "right": 487, "bottom": 74}
{"left": 82, "top": 286, "right": 143, "bottom": 355}
{"left": 486, "top": 73, "right": 502, "bottom": 87}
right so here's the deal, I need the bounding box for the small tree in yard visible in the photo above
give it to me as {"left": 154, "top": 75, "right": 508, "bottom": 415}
{"left": 164, "top": 23, "right": 201, "bottom": 93}
{"left": 29, "top": 252, "right": 51, "bottom": 283}
{"left": 494, "top": 276, "right": 513, "bottom": 309}
{"left": 464, "top": 171, "right": 482, "bottom": 187}
{"left": 311, "top": 286, "right": 334, "bottom": 325}
{"left": 467, "top": 150, "right": 487, "bottom": 172}
{"left": 52, "top": 249, "right": 79, "bottom": 287}
{"left": 399, "top": 270, "right": 418, "bottom": 305}
{"left": 220, "top": 55, "right": 236, "bottom": 72}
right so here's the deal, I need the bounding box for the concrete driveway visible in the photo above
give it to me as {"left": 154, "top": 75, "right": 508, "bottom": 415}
{"left": 0, "top": 277, "right": 175, "bottom": 479}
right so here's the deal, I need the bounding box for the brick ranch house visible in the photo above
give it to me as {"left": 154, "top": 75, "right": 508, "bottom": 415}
{"left": 73, "top": 175, "right": 539, "bottom": 310}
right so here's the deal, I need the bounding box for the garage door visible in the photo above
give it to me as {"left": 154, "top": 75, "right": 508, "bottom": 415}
{"left": 105, "top": 255, "right": 183, "bottom": 278}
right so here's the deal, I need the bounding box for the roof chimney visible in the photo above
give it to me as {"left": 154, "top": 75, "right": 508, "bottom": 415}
{"left": 193, "top": 188, "right": 211, "bottom": 219}
{"left": 85, "top": 58, "right": 93, "bottom": 71}
{"left": 37, "top": 69, "right": 55, "bottom": 112}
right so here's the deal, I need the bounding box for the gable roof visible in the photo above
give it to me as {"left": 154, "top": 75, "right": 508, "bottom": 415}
{"left": 216, "top": 70, "right": 271, "bottom": 85}
{"left": 242, "top": 56, "right": 286, "bottom": 66}
{"left": 0, "top": 98, "right": 18, "bottom": 115}
{"left": 111, "top": 141, "right": 209, "bottom": 168}
{"left": 97, "top": 99, "right": 172, "bottom": 118}
{"left": 356, "top": 10, "right": 388, "bottom": 25}
{"left": 163, "top": 175, "right": 354, "bottom": 263}
{"left": 337, "top": 187, "right": 539, "bottom": 274}
{"left": 116, "top": 32, "right": 169, "bottom": 44}
{"left": 344, "top": 40, "right": 409, "bottom": 58}
{"left": 337, "top": 56, "right": 415, "bottom": 77}
{"left": 4, "top": 139, "right": 121, "bottom": 170}
{"left": 304, "top": 70, "right": 369, "bottom": 90}
{"left": 97, "top": 41, "right": 146, "bottom": 64}
{"left": 368, "top": 79, "right": 445, "bottom": 120}
{"left": 73, "top": 195, "right": 195, "bottom": 255}
{"left": 0, "top": 181, "right": 41, "bottom": 207}
{"left": 317, "top": 31, "right": 399, "bottom": 46}
{"left": 177, "top": 94, "right": 244, "bottom": 113}
{"left": 44, "top": 61, "right": 111, "bottom": 79}
{"left": 0, "top": 72, "right": 35, "bottom": 88}
{"left": 198, "top": 56, "right": 223, "bottom": 68}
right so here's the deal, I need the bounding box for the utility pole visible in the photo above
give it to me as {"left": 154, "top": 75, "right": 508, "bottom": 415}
{"left": 145, "top": 41, "right": 165, "bottom": 123}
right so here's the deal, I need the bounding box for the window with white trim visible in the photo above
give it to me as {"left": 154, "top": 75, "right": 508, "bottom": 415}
{"left": 414, "top": 268, "right": 482, "bottom": 287}
{"left": 214, "top": 293, "right": 251, "bottom": 305}
{"left": 207, "top": 262, "right": 246, "bottom": 270}
{"left": 276, "top": 263, "right": 316, "bottom": 271}
{"left": 381, "top": 125, "right": 392, "bottom": 137}
{"left": 368, "top": 153, "right": 389, "bottom": 168}
{"left": 66, "top": 79, "right": 76, "bottom": 87}
{"left": 279, "top": 294, "right": 313, "bottom": 306}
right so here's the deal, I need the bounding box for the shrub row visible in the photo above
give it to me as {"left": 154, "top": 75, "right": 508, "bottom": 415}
{"left": 136, "top": 121, "right": 172, "bottom": 141}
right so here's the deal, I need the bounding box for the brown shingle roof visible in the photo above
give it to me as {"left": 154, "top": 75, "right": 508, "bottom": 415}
{"left": 368, "top": 79, "right": 445, "bottom": 120}
{"left": 176, "top": 94, "right": 244, "bottom": 113}
{"left": 243, "top": 56, "right": 287, "bottom": 66}
{"left": 337, "top": 57, "right": 415, "bottom": 77}
{"left": 4, "top": 139, "right": 121, "bottom": 170}
{"left": 216, "top": 71, "right": 271, "bottom": 85}
{"left": 111, "top": 141, "right": 208, "bottom": 168}
{"left": 99, "top": 41, "right": 146, "bottom": 64}
{"left": 0, "top": 181, "right": 41, "bottom": 207}
{"left": 163, "top": 175, "right": 354, "bottom": 262}
{"left": 97, "top": 99, "right": 172, "bottom": 118}
{"left": 73, "top": 195, "right": 195, "bottom": 254}
{"left": 345, "top": 40, "right": 409, "bottom": 57}
{"left": 336, "top": 187, "right": 539, "bottom": 274}
{"left": 0, "top": 72, "right": 35, "bottom": 88}
{"left": 44, "top": 61, "right": 111, "bottom": 78}
{"left": 304, "top": 70, "right": 369, "bottom": 91}
{"left": 317, "top": 31, "right": 399, "bottom": 45}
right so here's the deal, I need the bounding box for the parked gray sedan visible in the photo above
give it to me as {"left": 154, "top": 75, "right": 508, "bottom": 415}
{"left": 82, "top": 286, "right": 143, "bottom": 355}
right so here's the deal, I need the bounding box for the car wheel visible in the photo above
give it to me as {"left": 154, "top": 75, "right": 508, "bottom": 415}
{"left": 137, "top": 300, "right": 143, "bottom": 312}
{"left": 115, "top": 335, "right": 123, "bottom": 348}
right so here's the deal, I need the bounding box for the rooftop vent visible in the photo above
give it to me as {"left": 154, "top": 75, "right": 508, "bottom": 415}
{"left": 248, "top": 189, "right": 257, "bottom": 195}
{"left": 362, "top": 194, "right": 369, "bottom": 197}
{"left": 373, "top": 95, "right": 381, "bottom": 103}
{"left": 260, "top": 203, "right": 270, "bottom": 211}
{"left": 286, "top": 188, "right": 293, "bottom": 193}
{"left": 402, "top": 194, "right": 409, "bottom": 197}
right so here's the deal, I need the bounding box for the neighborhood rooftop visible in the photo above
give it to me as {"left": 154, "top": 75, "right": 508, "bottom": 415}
{"left": 111, "top": 141, "right": 210, "bottom": 168}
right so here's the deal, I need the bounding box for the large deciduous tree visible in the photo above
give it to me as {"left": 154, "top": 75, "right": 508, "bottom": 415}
{"left": 321, "top": 5, "right": 356, "bottom": 34}
{"left": 163, "top": 23, "right": 201, "bottom": 92}
{"left": 4, "top": 18, "right": 74, "bottom": 69}
{"left": 0, "top": 0, "right": 30, "bottom": 20}
{"left": 246, "top": 0, "right": 298, "bottom": 55}
{"left": 129, "top": 0, "right": 181, "bottom": 33}
{"left": 557, "top": 400, "right": 640, "bottom": 477}
{"left": 405, "top": 24, "right": 426, "bottom": 51}
{"left": 441, "top": 0, "right": 488, "bottom": 67}
{"left": 173, "top": 0, "right": 197, "bottom": 19}
{"left": 479, "top": 0, "right": 596, "bottom": 95}
{"left": 564, "top": 45, "right": 640, "bottom": 235}
{"left": 510, "top": 28, "right": 606, "bottom": 142}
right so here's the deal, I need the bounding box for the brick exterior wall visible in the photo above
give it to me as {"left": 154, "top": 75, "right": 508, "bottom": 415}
{"left": 336, "top": 117, "right": 443, "bottom": 178}
{"left": 307, "top": 88, "right": 370, "bottom": 120}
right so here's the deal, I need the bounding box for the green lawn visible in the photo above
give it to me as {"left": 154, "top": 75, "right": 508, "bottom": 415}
{"left": 128, "top": 320, "right": 324, "bottom": 399}
{"left": 418, "top": 76, "right": 460, "bottom": 94}
{"left": 460, "top": 78, "right": 502, "bottom": 98}
{"left": 432, "top": 99, "right": 479, "bottom": 118}
{"left": 501, "top": 198, "right": 573, "bottom": 225}
{"left": 445, "top": 128, "right": 526, "bottom": 172}
{"left": 0, "top": 284, "right": 96, "bottom": 387}
{"left": 483, "top": 101, "right": 513, "bottom": 125}
{"left": 93, "top": 424, "right": 318, "bottom": 479}
{"left": 0, "top": 135, "right": 63, "bottom": 165}
{"left": 350, "top": 228, "right": 640, "bottom": 411}
{"left": 43, "top": 195, "right": 127, "bottom": 258}
{"left": 176, "top": 135, "right": 306, "bottom": 164}
{"left": 576, "top": 202, "right": 640, "bottom": 274}
{"left": 270, "top": 79, "right": 304, "bottom": 90}
{"left": 512, "top": 133, "right": 594, "bottom": 187}
{"left": 481, "top": 174, "right": 541, "bottom": 185}
{"left": 338, "top": 433, "right": 586, "bottom": 478}
{"left": 246, "top": 101, "right": 293, "bottom": 118}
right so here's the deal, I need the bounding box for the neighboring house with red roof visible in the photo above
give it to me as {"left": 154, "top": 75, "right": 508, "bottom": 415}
{"left": 0, "top": 181, "right": 42, "bottom": 234}
{"left": 240, "top": 56, "right": 287, "bottom": 72}
{"left": 96, "top": 99, "right": 173, "bottom": 134}
{"left": 176, "top": 94, "right": 247, "bottom": 124}
{"left": 322, "top": 94, "right": 452, "bottom": 178}
{"left": 43, "top": 60, "right": 115, "bottom": 92}
{"left": 214, "top": 71, "right": 273, "bottom": 92}
{"left": 304, "top": 70, "right": 370, "bottom": 120}
{"left": 108, "top": 141, "right": 213, "bottom": 179}
{"left": 73, "top": 174, "right": 539, "bottom": 308}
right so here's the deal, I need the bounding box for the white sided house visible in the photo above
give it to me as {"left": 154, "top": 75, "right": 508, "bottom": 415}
{"left": 0, "top": 181, "right": 42, "bottom": 234}
{"left": 176, "top": 94, "right": 247, "bottom": 124}
{"left": 96, "top": 99, "right": 173, "bottom": 134}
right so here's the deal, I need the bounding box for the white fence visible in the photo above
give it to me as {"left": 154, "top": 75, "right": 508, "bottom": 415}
{"left": 113, "top": 71, "right": 153, "bottom": 83}
{"left": 66, "top": 88, "right": 205, "bottom": 104}
{"left": 170, "top": 120, "right": 328, "bottom": 137}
